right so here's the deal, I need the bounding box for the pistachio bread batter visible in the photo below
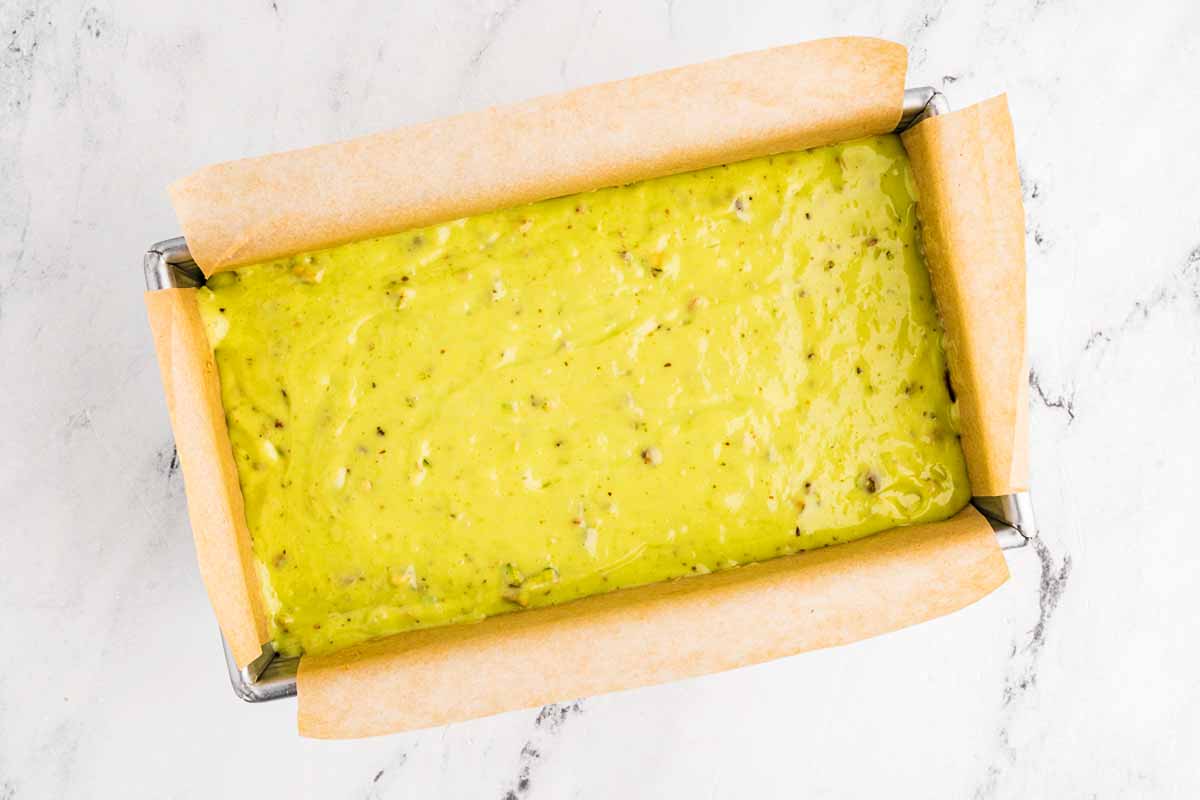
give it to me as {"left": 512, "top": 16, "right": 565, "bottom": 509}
{"left": 197, "top": 134, "right": 970, "bottom": 657}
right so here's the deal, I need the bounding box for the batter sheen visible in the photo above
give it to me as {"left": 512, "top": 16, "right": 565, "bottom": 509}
{"left": 197, "top": 134, "right": 970, "bottom": 657}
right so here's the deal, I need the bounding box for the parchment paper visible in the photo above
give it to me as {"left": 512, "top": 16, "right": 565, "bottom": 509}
{"left": 902, "top": 95, "right": 1029, "bottom": 496}
{"left": 145, "top": 289, "right": 270, "bottom": 666}
{"left": 146, "top": 37, "right": 1027, "bottom": 735}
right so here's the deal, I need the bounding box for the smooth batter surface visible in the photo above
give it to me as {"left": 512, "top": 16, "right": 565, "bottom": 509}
{"left": 197, "top": 134, "right": 970, "bottom": 657}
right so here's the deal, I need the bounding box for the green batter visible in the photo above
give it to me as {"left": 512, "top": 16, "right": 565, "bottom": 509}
{"left": 197, "top": 134, "right": 970, "bottom": 658}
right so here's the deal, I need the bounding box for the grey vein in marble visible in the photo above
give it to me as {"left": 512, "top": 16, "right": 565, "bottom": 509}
{"left": 502, "top": 703, "right": 584, "bottom": 800}
{"left": 973, "top": 537, "right": 1072, "bottom": 800}
{"left": 1083, "top": 244, "right": 1200, "bottom": 356}
{"left": 1028, "top": 368, "right": 1076, "bottom": 423}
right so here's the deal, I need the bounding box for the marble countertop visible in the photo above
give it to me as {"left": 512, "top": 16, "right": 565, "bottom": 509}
{"left": 2, "top": 1, "right": 1198, "bottom": 797}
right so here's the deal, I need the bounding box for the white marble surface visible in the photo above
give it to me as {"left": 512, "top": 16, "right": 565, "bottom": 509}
{"left": 2, "top": 1, "right": 1198, "bottom": 797}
